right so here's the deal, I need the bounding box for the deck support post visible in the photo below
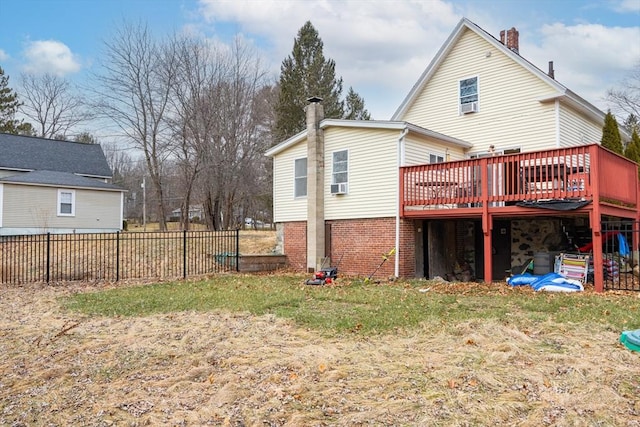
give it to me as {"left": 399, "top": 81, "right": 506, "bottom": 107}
{"left": 590, "top": 146, "right": 604, "bottom": 292}
{"left": 483, "top": 211, "right": 493, "bottom": 283}
{"left": 590, "top": 210, "right": 604, "bottom": 292}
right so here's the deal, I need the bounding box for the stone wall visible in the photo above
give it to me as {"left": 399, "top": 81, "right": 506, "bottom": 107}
{"left": 511, "top": 218, "right": 569, "bottom": 270}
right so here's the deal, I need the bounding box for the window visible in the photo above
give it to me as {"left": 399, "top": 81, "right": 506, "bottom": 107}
{"left": 429, "top": 154, "right": 444, "bottom": 164}
{"left": 459, "top": 76, "right": 478, "bottom": 112}
{"left": 57, "top": 189, "right": 75, "bottom": 216}
{"left": 332, "top": 150, "right": 348, "bottom": 185}
{"left": 294, "top": 158, "right": 307, "bottom": 198}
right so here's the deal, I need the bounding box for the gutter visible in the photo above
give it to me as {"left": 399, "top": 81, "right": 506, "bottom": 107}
{"left": 395, "top": 126, "right": 409, "bottom": 278}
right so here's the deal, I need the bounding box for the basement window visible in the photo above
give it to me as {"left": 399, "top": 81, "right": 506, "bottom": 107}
{"left": 57, "top": 189, "right": 75, "bottom": 216}
{"left": 294, "top": 157, "right": 307, "bottom": 198}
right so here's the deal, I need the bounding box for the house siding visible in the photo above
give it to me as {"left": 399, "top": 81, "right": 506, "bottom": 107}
{"left": 400, "top": 28, "right": 558, "bottom": 154}
{"left": 324, "top": 127, "right": 398, "bottom": 220}
{"left": 272, "top": 142, "right": 308, "bottom": 223}
{"left": 558, "top": 104, "right": 602, "bottom": 147}
{"left": 2, "top": 184, "right": 122, "bottom": 231}
{"left": 404, "top": 135, "right": 466, "bottom": 166}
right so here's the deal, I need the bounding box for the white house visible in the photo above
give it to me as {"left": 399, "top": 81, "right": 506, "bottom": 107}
{"left": 266, "top": 18, "right": 637, "bottom": 291}
{"left": 0, "top": 133, "right": 125, "bottom": 235}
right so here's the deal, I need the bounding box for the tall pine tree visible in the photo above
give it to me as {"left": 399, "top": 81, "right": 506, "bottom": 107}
{"left": 344, "top": 86, "right": 371, "bottom": 120}
{"left": 274, "top": 21, "right": 344, "bottom": 141}
{"left": 0, "top": 67, "right": 32, "bottom": 134}
{"left": 601, "top": 110, "right": 623, "bottom": 154}
{"left": 625, "top": 129, "right": 640, "bottom": 180}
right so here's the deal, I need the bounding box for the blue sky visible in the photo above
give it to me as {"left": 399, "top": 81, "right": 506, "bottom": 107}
{"left": 0, "top": 0, "right": 639, "bottom": 123}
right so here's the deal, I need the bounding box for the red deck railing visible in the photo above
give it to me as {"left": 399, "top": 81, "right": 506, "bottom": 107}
{"left": 400, "top": 144, "right": 638, "bottom": 216}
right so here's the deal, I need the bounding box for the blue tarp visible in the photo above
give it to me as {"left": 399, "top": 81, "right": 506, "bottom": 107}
{"left": 507, "top": 272, "right": 584, "bottom": 292}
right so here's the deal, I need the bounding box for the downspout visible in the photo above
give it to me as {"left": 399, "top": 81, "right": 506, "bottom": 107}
{"left": 554, "top": 99, "right": 560, "bottom": 147}
{"left": 395, "top": 126, "right": 409, "bottom": 278}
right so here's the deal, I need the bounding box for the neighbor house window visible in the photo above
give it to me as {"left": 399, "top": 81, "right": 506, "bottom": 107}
{"left": 294, "top": 158, "right": 307, "bottom": 198}
{"left": 57, "top": 189, "right": 75, "bottom": 216}
{"left": 459, "top": 76, "right": 478, "bottom": 112}
{"left": 332, "top": 150, "right": 348, "bottom": 185}
{"left": 429, "top": 154, "right": 444, "bottom": 164}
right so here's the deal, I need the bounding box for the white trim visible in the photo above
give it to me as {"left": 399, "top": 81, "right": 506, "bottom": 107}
{"left": 57, "top": 189, "right": 76, "bottom": 217}
{"left": 555, "top": 99, "right": 560, "bottom": 147}
{"left": 395, "top": 128, "right": 408, "bottom": 278}
{"left": 0, "top": 183, "right": 3, "bottom": 228}
{"left": 120, "top": 192, "right": 124, "bottom": 230}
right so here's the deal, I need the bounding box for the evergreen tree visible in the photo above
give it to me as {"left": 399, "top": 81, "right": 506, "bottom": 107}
{"left": 344, "top": 86, "right": 371, "bottom": 120}
{"left": 624, "top": 113, "right": 639, "bottom": 134}
{"left": 274, "top": 21, "right": 344, "bottom": 141}
{"left": 0, "top": 67, "right": 33, "bottom": 135}
{"left": 601, "top": 110, "right": 623, "bottom": 154}
{"left": 625, "top": 129, "right": 640, "bottom": 180}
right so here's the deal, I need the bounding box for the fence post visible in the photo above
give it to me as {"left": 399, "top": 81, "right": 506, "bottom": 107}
{"left": 116, "top": 231, "right": 120, "bottom": 282}
{"left": 235, "top": 229, "right": 239, "bottom": 272}
{"left": 46, "top": 232, "right": 51, "bottom": 283}
{"left": 183, "top": 230, "right": 187, "bottom": 279}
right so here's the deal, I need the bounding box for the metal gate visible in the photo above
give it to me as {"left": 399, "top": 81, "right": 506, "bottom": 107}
{"left": 600, "top": 221, "right": 639, "bottom": 291}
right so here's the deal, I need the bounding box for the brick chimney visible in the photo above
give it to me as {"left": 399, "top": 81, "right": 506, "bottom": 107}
{"left": 499, "top": 27, "right": 519, "bottom": 54}
{"left": 305, "top": 96, "right": 325, "bottom": 272}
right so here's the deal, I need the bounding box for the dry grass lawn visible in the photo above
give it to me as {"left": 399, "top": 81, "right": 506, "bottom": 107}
{"left": 1, "top": 278, "right": 639, "bottom": 426}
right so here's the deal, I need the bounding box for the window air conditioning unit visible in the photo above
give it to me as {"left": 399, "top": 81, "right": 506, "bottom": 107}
{"left": 330, "top": 183, "right": 348, "bottom": 195}
{"left": 461, "top": 101, "right": 478, "bottom": 114}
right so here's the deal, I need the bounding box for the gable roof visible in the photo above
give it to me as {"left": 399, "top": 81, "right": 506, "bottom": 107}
{"left": 0, "top": 170, "right": 124, "bottom": 191}
{"left": 0, "top": 133, "right": 113, "bottom": 178}
{"left": 391, "top": 18, "right": 626, "bottom": 138}
{"left": 265, "top": 119, "right": 472, "bottom": 157}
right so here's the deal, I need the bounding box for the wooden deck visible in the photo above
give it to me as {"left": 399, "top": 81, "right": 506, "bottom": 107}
{"left": 400, "top": 144, "right": 640, "bottom": 290}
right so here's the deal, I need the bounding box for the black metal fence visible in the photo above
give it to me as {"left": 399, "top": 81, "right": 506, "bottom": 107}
{"left": 0, "top": 230, "right": 239, "bottom": 284}
{"left": 601, "top": 221, "right": 639, "bottom": 291}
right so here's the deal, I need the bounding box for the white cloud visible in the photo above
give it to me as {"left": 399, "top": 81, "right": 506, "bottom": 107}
{"left": 197, "top": 0, "right": 461, "bottom": 118}
{"left": 523, "top": 23, "right": 640, "bottom": 110}
{"left": 195, "top": 0, "right": 639, "bottom": 118}
{"left": 614, "top": 0, "right": 640, "bottom": 13}
{"left": 22, "top": 40, "right": 81, "bottom": 76}
{"left": 0, "top": 49, "right": 8, "bottom": 61}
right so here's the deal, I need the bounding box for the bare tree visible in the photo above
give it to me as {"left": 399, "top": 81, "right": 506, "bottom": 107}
{"left": 198, "top": 38, "right": 272, "bottom": 230}
{"left": 167, "top": 36, "right": 273, "bottom": 231}
{"left": 19, "top": 73, "right": 89, "bottom": 139}
{"left": 166, "top": 36, "right": 219, "bottom": 230}
{"left": 92, "top": 22, "right": 176, "bottom": 231}
{"left": 607, "top": 62, "right": 640, "bottom": 120}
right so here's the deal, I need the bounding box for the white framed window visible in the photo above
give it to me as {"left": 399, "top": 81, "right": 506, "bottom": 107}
{"left": 57, "top": 189, "right": 75, "bottom": 216}
{"left": 459, "top": 76, "right": 479, "bottom": 114}
{"left": 332, "top": 150, "right": 348, "bottom": 185}
{"left": 429, "top": 153, "right": 444, "bottom": 164}
{"left": 294, "top": 157, "right": 307, "bottom": 198}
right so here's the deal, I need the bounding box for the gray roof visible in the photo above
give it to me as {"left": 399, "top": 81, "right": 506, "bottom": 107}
{"left": 0, "top": 133, "right": 113, "bottom": 178}
{"left": 0, "top": 170, "right": 124, "bottom": 191}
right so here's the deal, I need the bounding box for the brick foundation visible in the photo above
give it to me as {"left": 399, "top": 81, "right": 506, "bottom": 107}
{"left": 280, "top": 218, "right": 416, "bottom": 279}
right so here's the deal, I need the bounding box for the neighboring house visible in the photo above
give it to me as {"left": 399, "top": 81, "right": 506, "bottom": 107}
{"left": 168, "top": 205, "right": 204, "bottom": 222}
{"left": 0, "top": 133, "right": 125, "bottom": 235}
{"left": 267, "top": 18, "right": 638, "bottom": 292}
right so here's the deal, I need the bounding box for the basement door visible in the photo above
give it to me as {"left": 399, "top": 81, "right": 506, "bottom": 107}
{"left": 475, "top": 220, "right": 511, "bottom": 281}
